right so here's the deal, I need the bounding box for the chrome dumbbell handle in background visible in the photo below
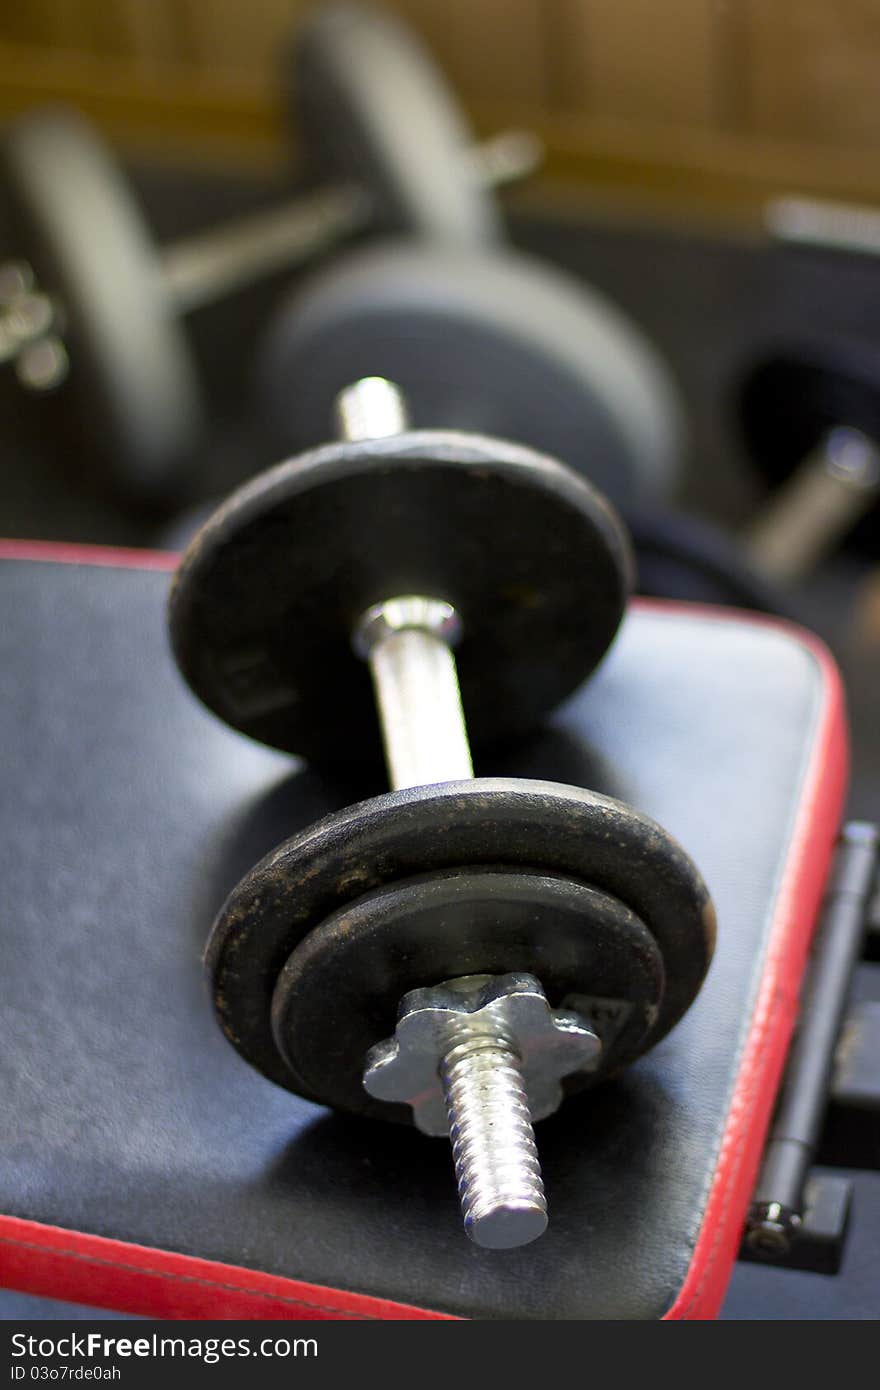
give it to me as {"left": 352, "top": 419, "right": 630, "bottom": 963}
{"left": 767, "top": 194, "right": 880, "bottom": 261}
{"left": 160, "top": 129, "right": 542, "bottom": 315}
{"left": 744, "top": 426, "right": 880, "bottom": 584}
{"left": 1, "top": 127, "right": 542, "bottom": 379}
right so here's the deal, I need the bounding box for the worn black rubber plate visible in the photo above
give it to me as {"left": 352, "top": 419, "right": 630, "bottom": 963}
{"left": 206, "top": 778, "right": 716, "bottom": 1096}
{"left": 292, "top": 3, "right": 500, "bottom": 244}
{"left": 271, "top": 866, "right": 667, "bottom": 1121}
{"left": 169, "top": 429, "right": 633, "bottom": 761}
{"left": 256, "top": 239, "right": 685, "bottom": 509}
{"left": 2, "top": 108, "right": 205, "bottom": 504}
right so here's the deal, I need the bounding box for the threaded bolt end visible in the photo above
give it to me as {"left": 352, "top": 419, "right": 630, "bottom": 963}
{"left": 335, "top": 376, "right": 409, "bottom": 442}
{"left": 440, "top": 1034, "right": 548, "bottom": 1250}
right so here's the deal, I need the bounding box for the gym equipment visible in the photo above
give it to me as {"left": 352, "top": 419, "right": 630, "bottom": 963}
{"left": 630, "top": 508, "right": 796, "bottom": 617}
{"left": 738, "top": 346, "right": 880, "bottom": 578}
{"left": 169, "top": 376, "right": 714, "bottom": 1249}
{"left": 627, "top": 342, "right": 880, "bottom": 610}
{"left": 0, "top": 539, "right": 849, "bottom": 1316}
{"left": 256, "top": 239, "right": 686, "bottom": 509}
{"left": 767, "top": 193, "right": 880, "bottom": 261}
{"left": 744, "top": 823, "right": 877, "bottom": 1261}
{"left": 291, "top": 2, "right": 537, "bottom": 248}
{"left": 0, "top": 3, "right": 538, "bottom": 502}
{"left": 159, "top": 235, "right": 686, "bottom": 548}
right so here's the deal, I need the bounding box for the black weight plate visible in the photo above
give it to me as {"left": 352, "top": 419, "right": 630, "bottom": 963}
{"left": 256, "top": 240, "right": 685, "bottom": 509}
{"left": 2, "top": 108, "right": 205, "bottom": 503}
{"left": 206, "top": 778, "right": 715, "bottom": 1094}
{"left": 270, "top": 866, "right": 666, "bottom": 1121}
{"left": 628, "top": 507, "right": 794, "bottom": 617}
{"left": 169, "top": 429, "right": 632, "bottom": 761}
{"left": 292, "top": 4, "right": 499, "bottom": 243}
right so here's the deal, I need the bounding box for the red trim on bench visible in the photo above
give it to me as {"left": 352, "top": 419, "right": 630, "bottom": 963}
{"left": 0, "top": 549, "right": 849, "bottom": 1319}
{"left": 0, "top": 539, "right": 179, "bottom": 570}
{"left": 0, "top": 1216, "right": 447, "bottom": 1320}
{"left": 659, "top": 606, "right": 848, "bottom": 1318}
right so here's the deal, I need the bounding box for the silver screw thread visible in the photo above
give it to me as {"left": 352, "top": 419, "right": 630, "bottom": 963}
{"left": 440, "top": 1035, "right": 548, "bottom": 1250}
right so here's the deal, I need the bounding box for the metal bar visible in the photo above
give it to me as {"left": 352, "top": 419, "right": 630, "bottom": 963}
{"left": 745, "top": 821, "right": 878, "bottom": 1254}
{"left": 767, "top": 195, "right": 880, "bottom": 259}
{"left": 464, "top": 128, "right": 543, "bottom": 189}
{"left": 339, "top": 378, "right": 474, "bottom": 790}
{"left": 335, "top": 374, "right": 409, "bottom": 441}
{"left": 160, "top": 182, "right": 369, "bottom": 315}
{"left": 160, "top": 129, "right": 541, "bottom": 316}
{"left": 361, "top": 617, "right": 474, "bottom": 791}
{"left": 744, "top": 428, "right": 880, "bottom": 584}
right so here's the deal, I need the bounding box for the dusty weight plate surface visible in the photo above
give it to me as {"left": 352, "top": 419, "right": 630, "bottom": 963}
{"left": 3, "top": 109, "right": 204, "bottom": 502}
{"left": 270, "top": 866, "right": 666, "bottom": 1121}
{"left": 256, "top": 240, "right": 685, "bottom": 508}
{"left": 169, "top": 430, "right": 632, "bottom": 761}
{"left": 206, "top": 778, "right": 716, "bottom": 1095}
{"left": 292, "top": 4, "right": 499, "bottom": 244}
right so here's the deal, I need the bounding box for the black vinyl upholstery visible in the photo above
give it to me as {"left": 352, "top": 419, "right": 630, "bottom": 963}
{"left": 0, "top": 557, "right": 842, "bottom": 1319}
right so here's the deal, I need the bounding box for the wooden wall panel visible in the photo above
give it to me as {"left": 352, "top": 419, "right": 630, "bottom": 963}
{"left": 378, "top": 0, "right": 464, "bottom": 91}
{"left": 176, "top": 1, "right": 306, "bottom": 78}
{"left": 0, "top": 1, "right": 182, "bottom": 66}
{"left": 112, "top": 1, "right": 183, "bottom": 72}
{"left": 443, "top": 0, "right": 547, "bottom": 107}
{"left": 380, "top": 1, "right": 547, "bottom": 106}
{"left": 0, "top": 1, "right": 549, "bottom": 102}
{"left": 7, "top": 0, "right": 880, "bottom": 146}
{"left": 0, "top": 1, "right": 85, "bottom": 50}
{"left": 3, "top": 1, "right": 880, "bottom": 213}
{"left": 744, "top": 1, "right": 880, "bottom": 147}
{"left": 552, "top": 0, "right": 716, "bottom": 124}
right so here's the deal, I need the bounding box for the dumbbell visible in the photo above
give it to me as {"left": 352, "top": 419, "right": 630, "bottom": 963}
{"left": 0, "top": 2, "right": 538, "bottom": 503}
{"left": 623, "top": 343, "right": 880, "bottom": 613}
{"left": 169, "top": 375, "right": 715, "bottom": 1249}
{"left": 627, "top": 508, "right": 796, "bottom": 617}
{"left": 738, "top": 346, "right": 880, "bottom": 581}
{"left": 254, "top": 237, "right": 686, "bottom": 511}
{"left": 159, "top": 234, "right": 686, "bottom": 548}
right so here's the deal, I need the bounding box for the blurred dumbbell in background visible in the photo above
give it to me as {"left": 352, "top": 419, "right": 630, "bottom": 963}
{"left": 7, "top": 0, "right": 872, "bottom": 627}
{"left": 0, "top": 3, "right": 541, "bottom": 507}
{"left": 0, "top": 0, "right": 737, "bottom": 615}
{"left": 623, "top": 204, "right": 880, "bottom": 619}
